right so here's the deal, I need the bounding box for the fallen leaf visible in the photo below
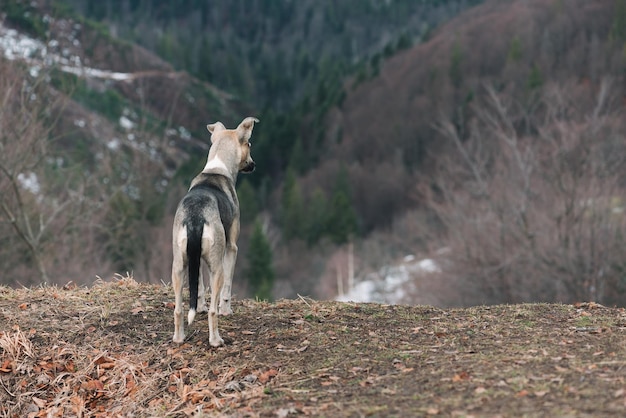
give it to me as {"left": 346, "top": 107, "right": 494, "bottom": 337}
{"left": 31, "top": 397, "right": 46, "bottom": 408}
{"left": 359, "top": 378, "right": 374, "bottom": 387}
{"left": 82, "top": 379, "right": 104, "bottom": 392}
{"left": 275, "top": 407, "right": 298, "bottom": 418}
{"left": 516, "top": 389, "right": 529, "bottom": 398}
{"left": 98, "top": 362, "right": 115, "bottom": 370}
{"left": 131, "top": 306, "right": 144, "bottom": 315}
{"left": 259, "top": 369, "right": 278, "bottom": 383}
{"left": 452, "top": 371, "right": 470, "bottom": 382}
{"left": 475, "top": 386, "right": 487, "bottom": 394}
{"left": 18, "top": 303, "right": 28, "bottom": 310}
{"left": 95, "top": 355, "right": 115, "bottom": 365}
{"left": 0, "top": 360, "right": 12, "bottom": 373}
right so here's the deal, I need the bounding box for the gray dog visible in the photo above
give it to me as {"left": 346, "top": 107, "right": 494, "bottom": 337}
{"left": 171, "top": 117, "right": 258, "bottom": 346}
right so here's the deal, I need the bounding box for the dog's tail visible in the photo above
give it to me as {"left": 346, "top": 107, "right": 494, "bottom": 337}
{"left": 186, "top": 220, "right": 203, "bottom": 325}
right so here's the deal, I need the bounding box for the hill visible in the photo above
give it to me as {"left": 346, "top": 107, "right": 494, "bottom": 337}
{"left": 2, "top": 278, "right": 626, "bottom": 416}
{"left": 0, "top": 0, "right": 250, "bottom": 286}
{"left": 312, "top": 0, "right": 620, "bottom": 230}
{"left": 301, "top": 0, "right": 626, "bottom": 305}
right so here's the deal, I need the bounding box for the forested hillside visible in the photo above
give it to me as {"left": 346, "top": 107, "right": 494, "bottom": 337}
{"left": 318, "top": 0, "right": 626, "bottom": 306}
{"left": 1, "top": 0, "right": 625, "bottom": 308}
{"left": 0, "top": 0, "right": 479, "bottom": 293}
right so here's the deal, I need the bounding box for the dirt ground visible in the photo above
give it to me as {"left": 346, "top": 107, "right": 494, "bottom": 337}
{"left": 1, "top": 276, "right": 626, "bottom": 417}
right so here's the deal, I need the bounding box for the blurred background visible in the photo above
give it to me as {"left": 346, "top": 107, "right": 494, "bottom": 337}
{"left": 1, "top": 0, "right": 625, "bottom": 307}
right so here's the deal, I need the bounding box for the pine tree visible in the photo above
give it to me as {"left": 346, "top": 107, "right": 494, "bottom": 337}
{"left": 246, "top": 220, "right": 275, "bottom": 301}
{"left": 305, "top": 188, "right": 329, "bottom": 245}
{"left": 237, "top": 179, "right": 259, "bottom": 224}
{"left": 527, "top": 64, "right": 543, "bottom": 90}
{"left": 449, "top": 40, "right": 463, "bottom": 88}
{"left": 281, "top": 168, "right": 304, "bottom": 240}
{"left": 326, "top": 167, "right": 357, "bottom": 245}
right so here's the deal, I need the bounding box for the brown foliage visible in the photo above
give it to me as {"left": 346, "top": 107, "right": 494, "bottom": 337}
{"left": 424, "top": 81, "right": 626, "bottom": 306}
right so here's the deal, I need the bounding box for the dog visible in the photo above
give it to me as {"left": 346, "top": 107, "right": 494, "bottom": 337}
{"left": 171, "top": 117, "right": 258, "bottom": 347}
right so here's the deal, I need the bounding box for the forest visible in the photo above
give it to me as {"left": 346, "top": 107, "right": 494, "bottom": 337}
{"left": 1, "top": 0, "right": 625, "bottom": 307}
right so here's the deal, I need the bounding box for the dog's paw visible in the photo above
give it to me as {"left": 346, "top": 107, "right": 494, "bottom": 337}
{"left": 219, "top": 305, "right": 233, "bottom": 316}
{"left": 197, "top": 303, "right": 208, "bottom": 314}
{"left": 172, "top": 333, "right": 185, "bottom": 344}
{"left": 209, "top": 335, "right": 224, "bottom": 347}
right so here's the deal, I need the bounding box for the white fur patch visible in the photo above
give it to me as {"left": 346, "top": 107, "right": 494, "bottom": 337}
{"left": 188, "top": 308, "right": 196, "bottom": 325}
{"left": 204, "top": 155, "right": 228, "bottom": 172}
{"left": 176, "top": 228, "right": 188, "bottom": 250}
{"left": 202, "top": 224, "right": 214, "bottom": 242}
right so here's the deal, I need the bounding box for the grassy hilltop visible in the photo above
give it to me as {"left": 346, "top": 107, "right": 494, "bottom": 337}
{"left": 1, "top": 277, "right": 626, "bottom": 416}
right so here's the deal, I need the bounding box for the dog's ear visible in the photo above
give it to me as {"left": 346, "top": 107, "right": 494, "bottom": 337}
{"left": 207, "top": 122, "right": 226, "bottom": 142}
{"left": 236, "top": 117, "right": 259, "bottom": 143}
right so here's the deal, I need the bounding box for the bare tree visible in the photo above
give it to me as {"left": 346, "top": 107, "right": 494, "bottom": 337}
{"left": 427, "top": 80, "right": 626, "bottom": 306}
{"left": 0, "top": 60, "right": 99, "bottom": 286}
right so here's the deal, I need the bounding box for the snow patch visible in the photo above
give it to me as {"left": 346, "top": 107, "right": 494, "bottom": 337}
{"left": 0, "top": 23, "right": 136, "bottom": 82}
{"left": 107, "top": 138, "right": 121, "bottom": 150}
{"left": 119, "top": 116, "right": 135, "bottom": 130}
{"left": 336, "top": 256, "right": 441, "bottom": 304}
{"left": 17, "top": 172, "right": 41, "bottom": 195}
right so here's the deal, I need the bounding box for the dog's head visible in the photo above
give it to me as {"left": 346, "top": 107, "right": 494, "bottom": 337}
{"left": 207, "top": 117, "right": 259, "bottom": 174}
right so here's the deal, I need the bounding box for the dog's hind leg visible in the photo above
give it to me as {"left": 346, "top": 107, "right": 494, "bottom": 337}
{"left": 207, "top": 266, "right": 225, "bottom": 347}
{"left": 197, "top": 267, "right": 208, "bottom": 314}
{"left": 172, "top": 243, "right": 186, "bottom": 343}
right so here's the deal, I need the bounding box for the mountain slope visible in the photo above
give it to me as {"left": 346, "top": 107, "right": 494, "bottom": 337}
{"left": 0, "top": 0, "right": 248, "bottom": 285}
{"left": 310, "top": 0, "right": 620, "bottom": 231}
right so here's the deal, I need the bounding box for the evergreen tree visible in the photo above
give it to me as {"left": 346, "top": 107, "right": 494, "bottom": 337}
{"left": 612, "top": 0, "right": 626, "bottom": 42}
{"left": 507, "top": 36, "right": 523, "bottom": 62}
{"left": 527, "top": 64, "right": 543, "bottom": 90}
{"left": 237, "top": 179, "right": 259, "bottom": 224}
{"left": 281, "top": 168, "right": 304, "bottom": 240}
{"left": 326, "top": 168, "right": 358, "bottom": 245}
{"left": 245, "top": 220, "right": 275, "bottom": 301}
{"left": 449, "top": 40, "right": 463, "bottom": 88}
{"left": 287, "top": 137, "right": 307, "bottom": 175}
{"left": 305, "top": 188, "right": 329, "bottom": 245}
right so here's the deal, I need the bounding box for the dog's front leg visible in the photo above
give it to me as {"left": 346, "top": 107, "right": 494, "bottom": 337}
{"left": 220, "top": 243, "right": 237, "bottom": 315}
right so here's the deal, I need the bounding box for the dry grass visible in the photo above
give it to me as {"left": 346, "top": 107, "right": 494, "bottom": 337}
{"left": 2, "top": 275, "right": 626, "bottom": 417}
